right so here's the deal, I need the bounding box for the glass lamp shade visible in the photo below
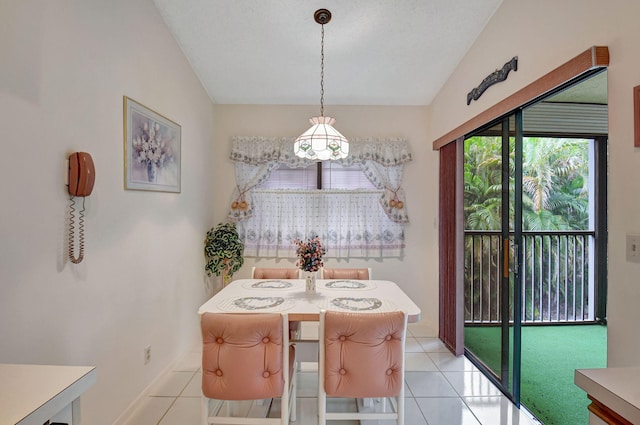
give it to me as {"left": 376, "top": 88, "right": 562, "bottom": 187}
{"left": 294, "top": 116, "right": 349, "bottom": 160}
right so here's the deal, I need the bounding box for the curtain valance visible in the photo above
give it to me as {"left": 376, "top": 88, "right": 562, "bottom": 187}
{"left": 230, "top": 136, "right": 413, "bottom": 167}
{"left": 228, "top": 136, "right": 412, "bottom": 224}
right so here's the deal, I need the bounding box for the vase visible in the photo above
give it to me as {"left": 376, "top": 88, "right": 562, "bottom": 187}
{"left": 147, "top": 161, "right": 157, "bottom": 182}
{"left": 304, "top": 271, "right": 317, "bottom": 295}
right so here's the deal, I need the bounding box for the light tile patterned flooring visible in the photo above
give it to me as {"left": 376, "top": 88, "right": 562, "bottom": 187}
{"left": 121, "top": 323, "right": 541, "bottom": 425}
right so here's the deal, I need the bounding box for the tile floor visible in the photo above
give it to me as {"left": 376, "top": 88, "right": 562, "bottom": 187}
{"left": 120, "top": 323, "right": 542, "bottom": 425}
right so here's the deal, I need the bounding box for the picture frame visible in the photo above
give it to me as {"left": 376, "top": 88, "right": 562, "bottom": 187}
{"left": 635, "top": 86, "right": 640, "bottom": 148}
{"left": 124, "top": 96, "right": 181, "bottom": 192}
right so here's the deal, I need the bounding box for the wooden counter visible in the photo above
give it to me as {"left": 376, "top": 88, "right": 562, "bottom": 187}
{"left": 575, "top": 367, "right": 640, "bottom": 425}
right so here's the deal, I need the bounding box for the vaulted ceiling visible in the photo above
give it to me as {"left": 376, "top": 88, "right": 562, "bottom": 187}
{"left": 153, "top": 0, "right": 504, "bottom": 106}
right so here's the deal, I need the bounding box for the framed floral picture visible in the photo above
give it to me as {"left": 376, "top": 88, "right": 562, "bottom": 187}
{"left": 124, "top": 96, "right": 181, "bottom": 192}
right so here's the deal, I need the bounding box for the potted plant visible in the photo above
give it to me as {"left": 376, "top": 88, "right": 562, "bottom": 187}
{"left": 204, "top": 222, "right": 244, "bottom": 286}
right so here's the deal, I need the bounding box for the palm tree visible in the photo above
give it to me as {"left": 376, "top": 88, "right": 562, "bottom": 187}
{"left": 521, "top": 138, "right": 589, "bottom": 230}
{"left": 464, "top": 136, "right": 589, "bottom": 232}
{"left": 464, "top": 137, "right": 504, "bottom": 230}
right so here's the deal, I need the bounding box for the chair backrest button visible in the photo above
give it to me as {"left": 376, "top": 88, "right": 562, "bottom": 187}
{"left": 386, "top": 368, "right": 393, "bottom": 375}
{"left": 216, "top": 337, "right": 224, "bottom": 344}
{"left": 216, "top": 369, "right": 223, "bottom": 376}
{"left": 263, "top": 371, "right": 270, "bottom": 378}
{"left": 385, "top": 335, "right": 392, "bottom": 341}
{"left": 339, "top": 335, "right": 346, "bottom": 341}
{"left": 262, "top": 337, "right": 270, "bottom": 343}
{"left": 339, "top": 368, "right": 347, "bottom": 375}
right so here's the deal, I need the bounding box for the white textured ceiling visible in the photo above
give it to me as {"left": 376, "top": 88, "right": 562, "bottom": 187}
{"left": 153, "top": 0, "right": 503, "bottom": 106}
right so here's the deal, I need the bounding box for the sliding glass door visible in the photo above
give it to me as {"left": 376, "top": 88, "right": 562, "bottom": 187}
{"left": 457, "top": 66, "right": 608, "bottom": 422}
{"left": 463, "top": 111, "right": 523, "bottom": 403}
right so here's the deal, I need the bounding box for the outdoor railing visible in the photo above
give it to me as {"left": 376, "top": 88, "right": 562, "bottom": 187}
{"left": 464, "top": 230, "right": 595, "bottom": 324}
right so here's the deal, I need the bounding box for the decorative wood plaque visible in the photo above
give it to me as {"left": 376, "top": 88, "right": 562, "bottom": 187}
{"left": 467, "top": 56, "right": 518, "bottom": 105}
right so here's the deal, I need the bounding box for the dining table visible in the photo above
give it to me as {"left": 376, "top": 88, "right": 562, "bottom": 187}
{"left": 198, "top": 278, "right": 421, "bottom": 417}
{"left": 198, "top": 278, "right": 421, "bottom": 322}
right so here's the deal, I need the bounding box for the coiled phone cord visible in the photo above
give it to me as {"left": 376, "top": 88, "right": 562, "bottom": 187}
{"left": 69, "top": 196, "right": 86, "bottom": 264}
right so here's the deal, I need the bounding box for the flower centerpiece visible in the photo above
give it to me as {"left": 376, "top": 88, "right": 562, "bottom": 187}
{"left": 204, "top": 222, "right": 244, "bottom": 287}
{"left": 293, "top": 235, "right": 325, "bottom": 294}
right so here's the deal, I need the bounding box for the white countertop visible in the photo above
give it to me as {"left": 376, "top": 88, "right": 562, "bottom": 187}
{"left": 0, "top": 363, "right": 96, "bottom": 425}
{"left": 575, "top": 367, "right": 640, "bottom": 424}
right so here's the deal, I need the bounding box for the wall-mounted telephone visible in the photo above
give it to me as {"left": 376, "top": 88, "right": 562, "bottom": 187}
{"left": 67, "top": 152, "right": 95, "bottom": 264}
{"left": 69, "top": 152, "right": 95, "bottom": 197}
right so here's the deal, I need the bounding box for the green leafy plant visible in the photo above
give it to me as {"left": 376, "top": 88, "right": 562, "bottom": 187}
{"left": 204, "top": 222, "right": 244, "bottom": 284}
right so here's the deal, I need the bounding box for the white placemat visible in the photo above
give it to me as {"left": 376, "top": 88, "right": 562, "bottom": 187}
{"left": 319, "top": 280, "right": 377, "bottom": 291}
{"left": 241, "top": 280, "right": 299, "bottom": 290}
{"left": 216, "top": 296, "right": 296, "bottom": 312}
{"left": 325, "top": 297, "right": 397, "bottom": 313}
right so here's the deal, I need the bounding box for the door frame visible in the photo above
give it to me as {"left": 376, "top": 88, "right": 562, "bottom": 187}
{"left": 437, "top": 46, "right": 608, "bottom": 356}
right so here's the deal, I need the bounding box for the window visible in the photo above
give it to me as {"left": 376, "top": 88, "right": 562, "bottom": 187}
{"left": 227, "top": 137, "right": 412, "bottom": 258}
{"left": 260, "top": 162, "right": 377, "bottom": 190}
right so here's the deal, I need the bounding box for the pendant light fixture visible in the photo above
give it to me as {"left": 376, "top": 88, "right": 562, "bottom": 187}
{"left": 294, "top": 8, "right": 349, "bottom": 160}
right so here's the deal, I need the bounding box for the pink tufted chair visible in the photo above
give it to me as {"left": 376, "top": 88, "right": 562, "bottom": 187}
{"left": 252, "top": 267, "right": 301, "bottom": 280}
{"left": 321, "top": 268, "right": 371, "bottom": 280}
{"left": 251, "top": 267, "right": 302, "bottom": 340}
{"left": 318, "top": 310, "right": 407, "bottom": 424}
{"left": 304, "top": 268, "right": 371, "bottom": 360}
{"left": 201, "top": 313, "right": 296, "bottom": 424}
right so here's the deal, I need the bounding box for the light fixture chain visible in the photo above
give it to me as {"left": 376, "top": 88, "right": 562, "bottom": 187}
{"left": 295, "top": 8, "right": 348, "bottom": 161}
{"left": 320, "top": 23, "right": 325, "bottom": 117}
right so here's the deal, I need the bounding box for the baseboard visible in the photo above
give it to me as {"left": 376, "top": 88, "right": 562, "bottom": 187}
{"left": 110, "top": 357, "right": 181, "bottom": 425}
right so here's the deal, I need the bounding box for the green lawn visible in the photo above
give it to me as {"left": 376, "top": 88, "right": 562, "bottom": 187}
{"left": 464, "top": 324, "right": 607, "bottom": 425}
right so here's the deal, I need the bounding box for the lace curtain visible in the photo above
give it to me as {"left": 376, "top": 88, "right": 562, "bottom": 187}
{"left": 240, "top": 190, "right": 405, "bottom": 258}
{"left": 228, "top": 161, "right": 279, "bottom": 222}
{"left": 227, "top": 137, "right": 412, "bottom": 258}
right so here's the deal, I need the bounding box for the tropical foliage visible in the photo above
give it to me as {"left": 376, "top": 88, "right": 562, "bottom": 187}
{"left": 464, "top": 136, "right": 593, "bottom": 324}
{"left": 464, "top": 136, "right": 590, "bottom": 231}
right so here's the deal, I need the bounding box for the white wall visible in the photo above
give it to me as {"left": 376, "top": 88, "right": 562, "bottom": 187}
{"left": 430, "top": 0, "right": 640, "bottom": 367}
{"left": 212, "top": 104, "right": 440, "bottom": 329}
{"left": 0, "top": 1, "right": 215, "bottom": 424}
